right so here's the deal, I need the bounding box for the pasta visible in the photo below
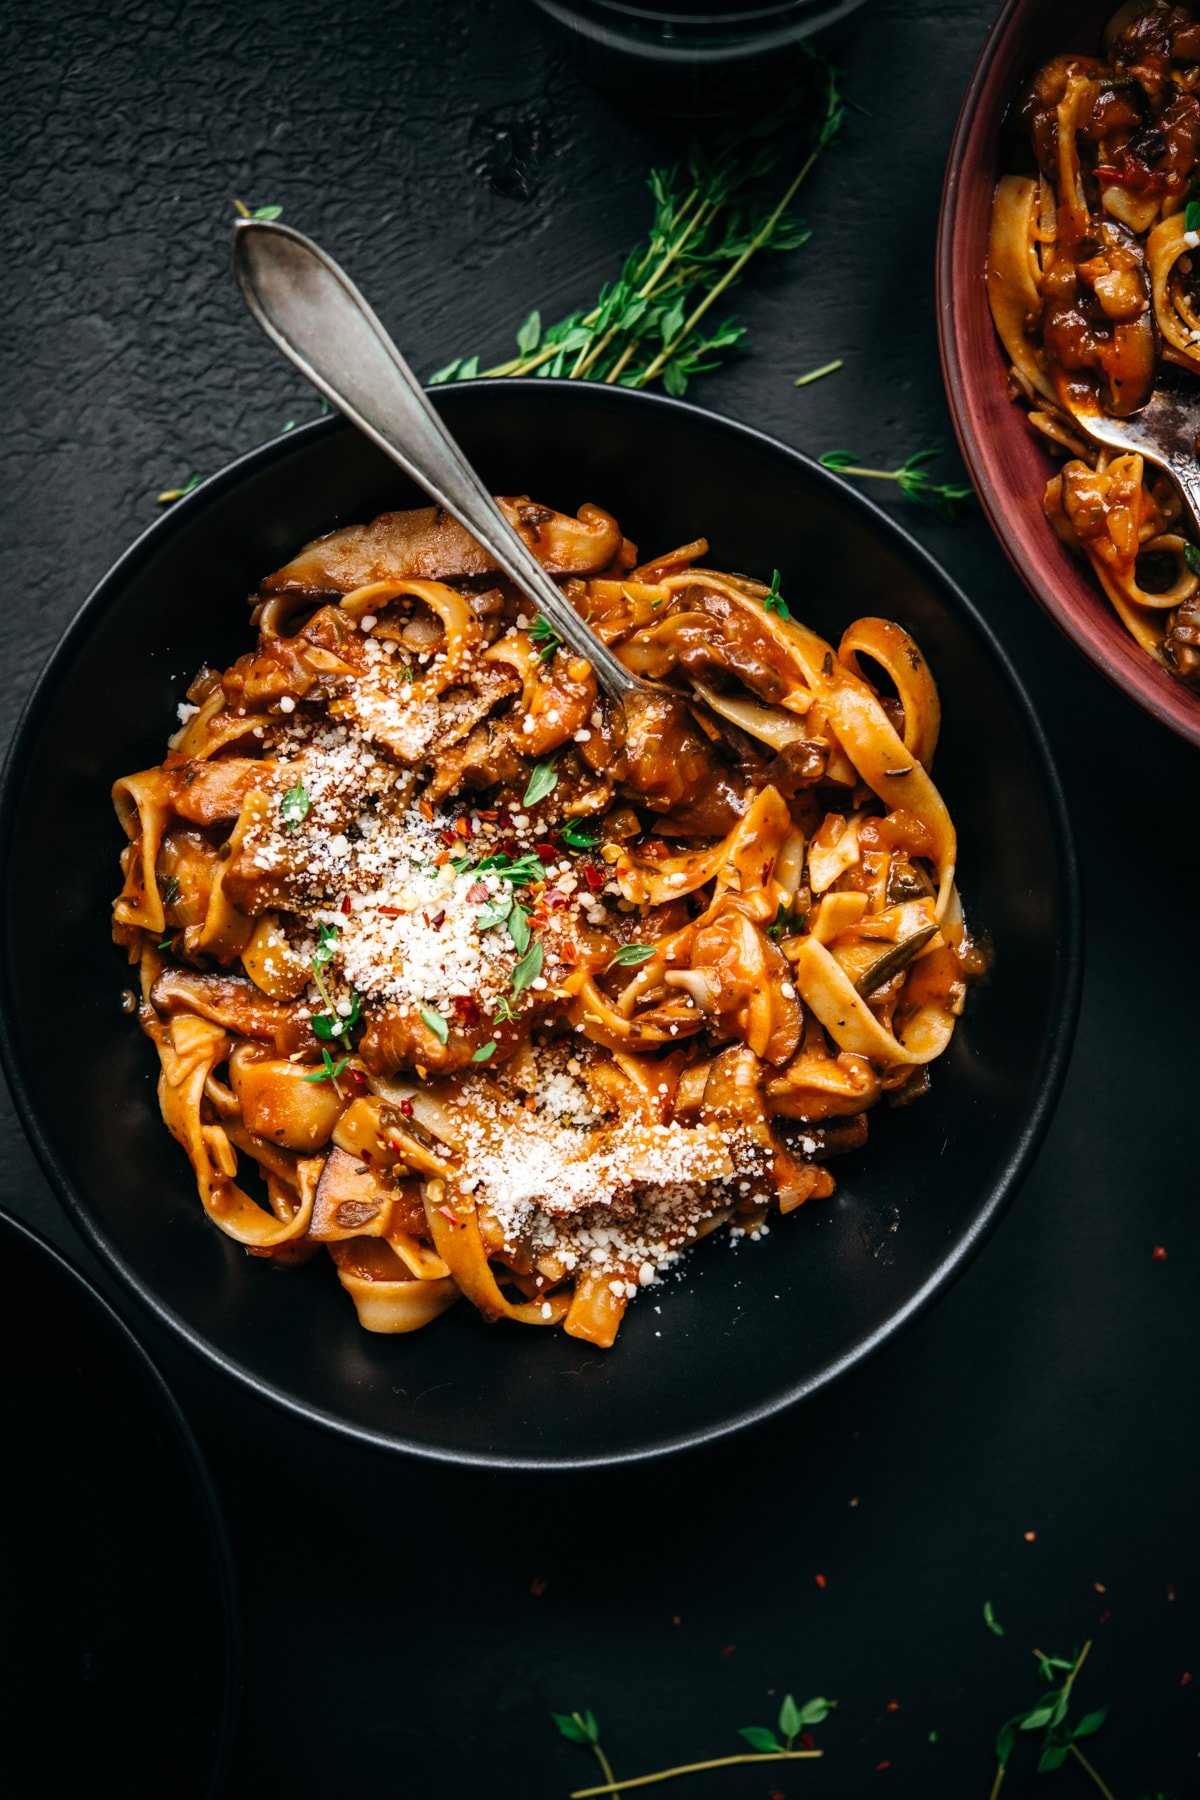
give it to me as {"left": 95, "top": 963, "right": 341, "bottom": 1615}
{"left": 988, "top": 0, "right": 1200, "bottom": 684}
{"left": 112, "top": 496, "right": 982, "bottom": 1349}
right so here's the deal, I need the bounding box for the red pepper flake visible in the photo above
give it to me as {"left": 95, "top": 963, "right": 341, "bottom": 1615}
{"left": 529, "top": 1574, "right": 548, "bottom": 1596}
{"left": 438, "top": 1203, "right": 459, "bottom": 1226}
{"left": 769, "top": 1791, "right": 786, "bottom": 1800}
{"left": 1023, "top": 1531, "right": 1037, "bottom": 1542}
{"left": 453, "top": 994, "right": 481, "bottom": 1028}
{"left": 721, "top": 1643, "right": 736, "bottom": 1658}
{"left": 799, "top": 1732, "right": 816, "bottom": 1751}
{"left": 495, "top": 809, "right": 513, "bottom": 829}
{"left": 1182, "top": 1671, "right": 1193, "bottom": 1686}
{"left": 477, "top": 808, "right": 499, "bottom": 822}
{"left": 340, "top": 894, "right": 353, "bottom": 916}
{"left": 434, "top": 850, "right": 450, "bottom": 866}
{"left": 886, "top": 1699, "right": 899, "bottom": 1712}
{"left": 455, "top": 816, "right": 472, "bottom": 839}
{"left": 813, "top": 1573, "right": 827, "bottom": 1589}
{"left": 418, "top": 799, "right": 434, "bottom": 823}
{"left": 399, "top": 1099, "right": 414, "bottom": 1118}
{"left": 1152, "top": 1244, "right": 1168, "bottom": 1262}
{"left": 560, "top": 941, "right": 579, "bottom": 966}
{"left": 544, "top": 889, "right": 569, "bottom": 908}
{"left": 348, "top": 1069, "right": 367, "bottom": 1089}
{"left": 535, "top": 842, "right": 558, "bottom": 861}
{"left": 430, "top": 908, "right": 446, "bottom": 931}
{"left": 377, "top": 905, "right": 404, "bottom": 918}
{"left": 583, "top": 862, "right": 606, "bottom": 892}
{"left": 876, "top": 1760, "right": 892, "bottom": 1772}
{"left": 439, "top": 830, "right": 457, "bottom": 849}
{"left": 466, "top": 882, "right": 490, "bottom": 903}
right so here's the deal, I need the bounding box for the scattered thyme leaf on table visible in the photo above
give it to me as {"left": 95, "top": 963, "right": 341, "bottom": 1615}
{"left": 819, "top": 449, "right": 975, "bottom": 521}
{"left": 553, "top": 1691, "right": 830, "bottom": 1797}
{"left": 432, "top": 45, "right": 847, "bottom": 398}
{"left": 991, "top": 1639, "right": 1113, "bottom": 1800}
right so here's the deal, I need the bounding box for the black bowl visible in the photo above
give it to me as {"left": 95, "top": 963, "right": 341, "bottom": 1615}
{"left": 0, "top": 1211, "right": 239, "bottom": 1796}
{"left": 0, "top": 382, "right": 1079, "bottom": 1468}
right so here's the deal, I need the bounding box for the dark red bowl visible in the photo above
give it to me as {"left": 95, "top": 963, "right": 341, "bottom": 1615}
{"left": 937, "top": 0, "right": 1200, "bottom": 750}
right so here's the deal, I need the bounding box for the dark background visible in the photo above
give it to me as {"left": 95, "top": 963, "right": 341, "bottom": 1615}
{"left": 0, "top": 0, "right": 1194, "bottom": 1794}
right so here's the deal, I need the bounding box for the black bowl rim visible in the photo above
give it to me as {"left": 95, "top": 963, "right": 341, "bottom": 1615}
{"left": 0, "top": 380, "right": 1083, "bottom": 1469}
{"left": 0, "top": 1207, "right": 242, "bottom": 1789}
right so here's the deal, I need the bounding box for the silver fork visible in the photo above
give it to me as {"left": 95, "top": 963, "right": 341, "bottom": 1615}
{"left": 231, "top": 218, "right": 658, "bottom": 707}
{"left": 1064, "top": 368, "right": 1200, "bottom": 530}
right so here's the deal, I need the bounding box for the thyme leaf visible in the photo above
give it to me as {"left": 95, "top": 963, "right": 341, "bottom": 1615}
{"left": 280, "top": 779, "right": 310, "bottom": 829}
{"left": 606, "top": 943, "right": 655, "bottom": 970}
{"left": 523, "top": 757, "right": 559, "bottom": 807}
{"left": 419, "top": 1004, "right": 450, "bottom": 1045}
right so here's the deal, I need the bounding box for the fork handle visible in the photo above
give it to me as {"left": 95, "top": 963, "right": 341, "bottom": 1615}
{"left": 231, "top": 219, "right": 645, "bottom": 704}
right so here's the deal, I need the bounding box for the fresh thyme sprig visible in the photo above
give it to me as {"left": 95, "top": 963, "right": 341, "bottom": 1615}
{"left": 555, "top": 1692, "right": 830, "bottom": 1799}
{"left": 819, "top": 449, "right": 974, "bottom": 521}
{"left": 991, "top": 1641, "right": 1112, "bottom": 1800}
{"left": 432, "top": 48, "right": 846, "bottom": 398}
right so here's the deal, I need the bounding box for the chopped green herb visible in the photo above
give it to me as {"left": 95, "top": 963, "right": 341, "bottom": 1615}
{"left": 560, "top": 819, "right": 602, "bottom": 849}
{"left": 606, "top": 943, "right": 656, "bottom": 969}
{"left": 523, "top": 757, "right": 559, "bottom": 807}
{"left": 492, "top": 994, "right": 518, "bottom": 1024}
{"left": 761, "top": 567, "right": 791, "bottom": 620}
{"left": 312, "top": 990, "right": 361, "bottom": 1042}
{"left": 984, "top": 1600, "right": 1005, "bottom": 1638}
{"left": 511, "top": 940, "right": 544, "bottom": 996}
{"left": 471, "top": 1040, "right": 498, "bottom": 1063}
{"left": 1187, "top": 197, "right": 1200, "bottom": 234}
{"left": 157, "top": 936, "right": 173, "bottom": 950}
{"left": 466, "top": 849, "right": 546, "bottom": 886}
{"left": 399, "top": 662, "right": 417, "bottom": 684}
{"left": 303, "top": 1048, "right": 349, "bottom": 1085}
{"left": 476, "top": 894, "right": 515, "bottom": 931}
{"left": 530, "top": 614, "right": 564, "bottom": 664}
{"left": 1185, "top": 543, "right": 1200, "bottom": 576}
{"left": 161, "top": 875, "right": 181, "bottom": 906}
{"left": 506, "top": 900, "right": 532, "bottom": 955}
{"left": 280, "top": 779, "right": 311, "bottom": 829}
{"left": 311, "top": 922, "right": 339, "bottom": 969}
{"left": 419, "top": 1004, "right": 450, "bottom": 1045}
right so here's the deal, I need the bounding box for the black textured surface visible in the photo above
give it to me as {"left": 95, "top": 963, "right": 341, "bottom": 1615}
{"left": 0, "top": 0, "right": 1196, "bottom": 1794}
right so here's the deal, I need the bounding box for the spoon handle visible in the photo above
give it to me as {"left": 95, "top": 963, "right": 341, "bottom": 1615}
{"left": 231, "top": 218, "right": 642, "bottom": 702}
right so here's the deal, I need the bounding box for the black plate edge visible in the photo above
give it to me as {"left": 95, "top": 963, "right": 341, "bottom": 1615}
{"left": 0, "top": 1207, "right": 242, "bottom": 1790}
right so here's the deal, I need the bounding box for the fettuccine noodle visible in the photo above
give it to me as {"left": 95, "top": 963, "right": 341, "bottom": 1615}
{"left": 113, "top": 495, "right": 983, "bottom": 1349}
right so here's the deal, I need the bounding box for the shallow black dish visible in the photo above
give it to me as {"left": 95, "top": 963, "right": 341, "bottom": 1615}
{"left": 0, "top": 1210, "right": 239, "bottom": 1795}
{"left": 0, "top": 382, "right": 1079, "bottom": 1468}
